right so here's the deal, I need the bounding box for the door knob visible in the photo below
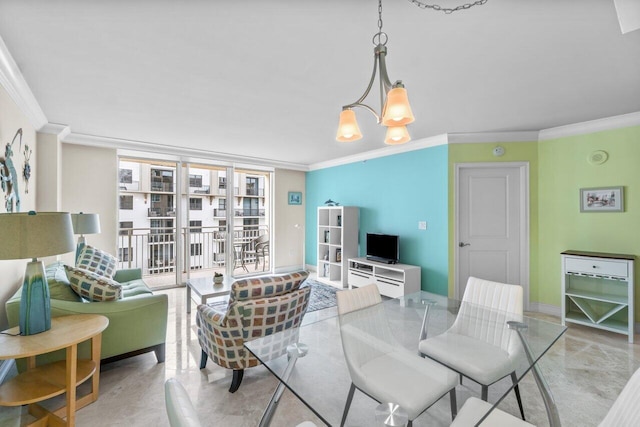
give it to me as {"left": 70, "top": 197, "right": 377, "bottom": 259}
{"left": 459, "top": 242, "right": 470, "bottom": 247}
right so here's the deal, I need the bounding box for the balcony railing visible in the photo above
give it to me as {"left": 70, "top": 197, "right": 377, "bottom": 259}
{"left": 235, "top": 209, "right": 265, "bottom": 217}
{"left": 148, "top": 207, "right": 176, "bottom": 217}
{"left": 213, "top": 209, "right": 226, "bottom": 217}
{"left": 117, "top": 225, "right": 269, "bottom": 287}
{"left": 245, "top": 188, "right": 265, "bottom": 196}
{"left": 191, "top": 185, "right": 210, "bottom": 194}
{"left": 119, "top": 181, "right": 140, "bottom": 191}
{"left": 151, "top": 182, "right": 174, "bottom": 192}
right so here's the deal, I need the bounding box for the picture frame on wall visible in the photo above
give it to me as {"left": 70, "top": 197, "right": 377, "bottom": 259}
{"left": 580, "top": 186, "right": 624, "bottom": 212}
{"left": 288, "top": 191, "right": 302, "bottom": 205}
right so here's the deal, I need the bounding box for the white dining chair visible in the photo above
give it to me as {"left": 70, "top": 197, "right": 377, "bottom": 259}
{"left": 165, "top": 378, "right": 203, "bottom": 427}
{"left": 337, "top": 284, "right": 459, "bottom": 427}
{"left": 419, "top": 276, "right": 526, "bottom": 420}
{"left": 165, "top": 377, "right": 318, "bottom": 427}
{"left": 452, "top": 365, "right": 640, "bottom": 426}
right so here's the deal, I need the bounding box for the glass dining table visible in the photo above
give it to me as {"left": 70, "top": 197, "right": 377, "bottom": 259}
{"left": 245, "top": 291, "right": 567, "bottom": 427}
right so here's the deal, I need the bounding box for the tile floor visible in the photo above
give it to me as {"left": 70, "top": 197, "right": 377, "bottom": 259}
{"left": 2, "top": 287, "right": 639, "bottom": 427}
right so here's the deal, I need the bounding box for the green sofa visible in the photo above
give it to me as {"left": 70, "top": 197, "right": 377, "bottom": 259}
{"left": 5, "top": 262, "right": 168, "bottom": 365}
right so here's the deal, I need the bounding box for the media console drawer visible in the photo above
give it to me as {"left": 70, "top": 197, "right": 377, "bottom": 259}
{"left": 347, "top": 257, "right": 420, "bottom": 298}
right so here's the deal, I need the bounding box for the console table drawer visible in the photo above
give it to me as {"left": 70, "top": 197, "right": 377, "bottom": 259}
{"left": 565, "top": 257, "right": 628, "bottom": 277}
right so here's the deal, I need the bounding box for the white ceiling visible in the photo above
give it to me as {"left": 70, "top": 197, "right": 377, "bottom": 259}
{"left": 0, "top": 0, "right": 639, "bottom": 168}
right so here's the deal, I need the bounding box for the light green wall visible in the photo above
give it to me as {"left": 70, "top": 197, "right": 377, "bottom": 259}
{"left": 447, "top": 141, "right": 539, "bottom": 299}
{"left": 537, "top": 126, "right": 640, "bottom": 315}
{"left": 447, "top": 128, "right": 639, "bottom": 322}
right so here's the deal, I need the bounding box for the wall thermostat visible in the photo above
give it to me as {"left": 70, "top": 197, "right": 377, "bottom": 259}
{"left": 493, "top": 146, "right": 505, "bottom": 157}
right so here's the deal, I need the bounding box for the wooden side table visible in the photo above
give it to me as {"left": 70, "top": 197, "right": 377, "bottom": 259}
{"left": 0, "top": 314, "right": 109, "bottom": 426}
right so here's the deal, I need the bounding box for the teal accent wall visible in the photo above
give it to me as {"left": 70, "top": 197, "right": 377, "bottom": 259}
{"left": 306, "top": 144, "right": 449, "bottom": 295}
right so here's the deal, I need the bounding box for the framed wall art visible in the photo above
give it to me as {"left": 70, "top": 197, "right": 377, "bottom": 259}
{"left": 288, "top": 191, "right": 302, "bottom": 205}
{"left": 580, "top": 186, "right": 624, "bottom": 212}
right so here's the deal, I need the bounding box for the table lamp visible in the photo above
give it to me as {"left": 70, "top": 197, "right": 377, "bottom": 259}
{"left": 0, "top": 211, "right": 75, "bottom": 335}
{"left": 71, "top": 212, "right": 101, "bottom": 262}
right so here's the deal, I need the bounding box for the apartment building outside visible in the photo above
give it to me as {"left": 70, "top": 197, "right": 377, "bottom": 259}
{"left": 118, "top": 159, "right": 270, "bottom": 288}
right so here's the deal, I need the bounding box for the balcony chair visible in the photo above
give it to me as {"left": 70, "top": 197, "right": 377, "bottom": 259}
{"left": 336, "top": 284, "right": 458, "bottom": 427}
{"left": 418, "top": 276, "right": 526, "bottom": 420}
{"left": 196, "top": 270, "right": 310, "bottom": 392}
{"left": 241, "top": 234, "right": 269, "bottom": 272}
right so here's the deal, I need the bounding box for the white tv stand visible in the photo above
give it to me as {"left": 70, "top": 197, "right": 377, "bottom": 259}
{"left": 347, "top": 257, "right": 421, "bottom": 298}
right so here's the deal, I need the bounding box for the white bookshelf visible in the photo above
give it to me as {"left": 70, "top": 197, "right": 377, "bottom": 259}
{"left": 317, "top": 206, "right": 359, "bottom": 288}
{"left": 561, "top": 250, "right": 635, "bottom": 343}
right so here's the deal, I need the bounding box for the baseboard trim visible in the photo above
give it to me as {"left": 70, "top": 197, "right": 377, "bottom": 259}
{"left": 528, "top": 302, "right": 561, "bottom": 317}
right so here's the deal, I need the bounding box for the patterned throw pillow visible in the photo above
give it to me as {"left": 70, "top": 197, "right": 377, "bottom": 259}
{"left": 77, "top": 245, "right": 117, "bottom": 278}
{"left": 64, "top": 265, "right": 122, "bottom": 302}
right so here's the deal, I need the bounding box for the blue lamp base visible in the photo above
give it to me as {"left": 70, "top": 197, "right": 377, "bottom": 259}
{"left": 19, "top": 260, "right": 51, "bottom": 335}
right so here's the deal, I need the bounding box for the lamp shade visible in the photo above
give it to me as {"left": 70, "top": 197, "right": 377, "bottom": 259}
{"left": 71, "top": 212, "right": 101, "bottom": 235}
{"left": 381, "top": 87, "right": 415, "bottom": 126}
{"left": 0, "top": 211, "right": 75, "bottom": 260}
{"left": 384, "top": 125, "right": 411, "bottom": 145}
{"left": 336, "top": 109, "right": 363, "bottom": 142}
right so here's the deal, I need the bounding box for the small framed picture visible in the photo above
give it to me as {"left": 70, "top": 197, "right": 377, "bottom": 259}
{"left": 580, "top": 186, "right": 624, "bottom": 212}
{"left": 336, "top": 248, "right": 342, "bottom": 262}
{"left": 288, "top": 191, "right": 302, "bottom": 205}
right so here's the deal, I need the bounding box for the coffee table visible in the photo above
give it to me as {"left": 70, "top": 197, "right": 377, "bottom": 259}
{"left": 186, "top": 276, "right": 233, "bottom": 313}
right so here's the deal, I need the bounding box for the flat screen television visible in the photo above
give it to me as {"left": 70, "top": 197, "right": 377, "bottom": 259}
{"left": 366, "top": 233, "right": 399, "bottom": 264}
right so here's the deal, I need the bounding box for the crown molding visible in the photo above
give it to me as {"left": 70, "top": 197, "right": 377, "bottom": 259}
{"left": 308, "top": 133, "right": 449, "bottom": 171}
{"left": 63, "top": 132, "right": 309, "bottom": 171}
{"left": 38, "top": 123, "right": 71, "bottom": 139}
{"left": 539, "top": 111, "right": 640, "bottom": 141}
{"left": 0, "top": 36, "right": 48, "bottom": 130}
{"left": 447, "top": 131, "right": 539, "bottom": 144}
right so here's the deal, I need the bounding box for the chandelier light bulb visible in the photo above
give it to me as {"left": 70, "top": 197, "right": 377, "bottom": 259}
{"left": 336, "top": 109, "right": 363, "bottom": 142}
{"left": 384, "top": 125, "right": 411, "bottom": 145}
{"left": 382, "top": 86, "right": 415, "bottom": 126}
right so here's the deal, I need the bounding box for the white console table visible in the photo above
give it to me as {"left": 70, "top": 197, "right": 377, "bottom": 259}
{"left": 347, "top": 257, "right": 421, "bottom": 298}
{"left": 561, "top": 250, "right": 635, "bottom": 343}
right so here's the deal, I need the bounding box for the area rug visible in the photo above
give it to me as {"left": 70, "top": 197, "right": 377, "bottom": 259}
{"left": 304, "top": 279, "right": 338, "bottom": 313}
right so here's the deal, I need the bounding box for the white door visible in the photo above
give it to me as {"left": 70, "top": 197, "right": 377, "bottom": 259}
{"left": 455, "top": 163, "right": 529, "bottom": 308}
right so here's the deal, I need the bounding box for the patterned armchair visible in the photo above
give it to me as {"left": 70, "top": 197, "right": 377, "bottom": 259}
{"left": 196, "top": 270, "right": 310, "bottom": 392}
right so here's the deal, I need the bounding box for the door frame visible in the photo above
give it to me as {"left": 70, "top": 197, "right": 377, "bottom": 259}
{"left": 454, "top": 162, "right": 530, "bottom": 310}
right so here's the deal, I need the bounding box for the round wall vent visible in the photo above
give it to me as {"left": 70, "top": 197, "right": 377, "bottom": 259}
{"left": 588, "top": 150, "right": 608, "bottom": 165}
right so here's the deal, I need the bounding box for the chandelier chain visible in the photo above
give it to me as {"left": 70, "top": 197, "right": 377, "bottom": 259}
{"left": 378, "top": 0, "right": 383, "bottom": 34}
{"left": 407, "top": 0, "right": 488, "bottom": 14}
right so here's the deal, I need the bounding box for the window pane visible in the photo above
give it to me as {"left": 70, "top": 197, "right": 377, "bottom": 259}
{"left": 119, "top": 195, "right": 133, "bottom": 210}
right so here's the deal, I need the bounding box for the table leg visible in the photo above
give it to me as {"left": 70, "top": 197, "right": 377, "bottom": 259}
{"left": 187, "top": 285, "right": 192, "bottom": 314}
{"left": 91, "top": 333, "right": 102, "bottom": 402}
{"left": 66, "top": 344, "right": 78, "bottom": 426}
{"left": 259, "top": 343, "right": 309, "bottom": 427}
{"left": 507, "top": 321, "right": 562, "bottom": 427}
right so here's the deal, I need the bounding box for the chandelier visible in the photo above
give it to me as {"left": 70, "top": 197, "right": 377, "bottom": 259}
{"left": 336, "top": 0, "right": 414, "bottom": 145}
{"left": 336, "top": 0, "right": 489, "bottom": 145}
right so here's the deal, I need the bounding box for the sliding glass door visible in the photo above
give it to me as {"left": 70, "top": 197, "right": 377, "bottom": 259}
{"left": 118, "top": 157, "right": 272, "bottom": 289}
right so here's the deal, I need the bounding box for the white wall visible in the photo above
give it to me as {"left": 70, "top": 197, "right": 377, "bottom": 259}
{"left": 273, "top": 168, "right": 306, "bottom": 271}
{"left": 0, "top": 85, "right": 37, "bottom": 330}
{"left": 60, "top": 144, "right": 118, "bottom": 265}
